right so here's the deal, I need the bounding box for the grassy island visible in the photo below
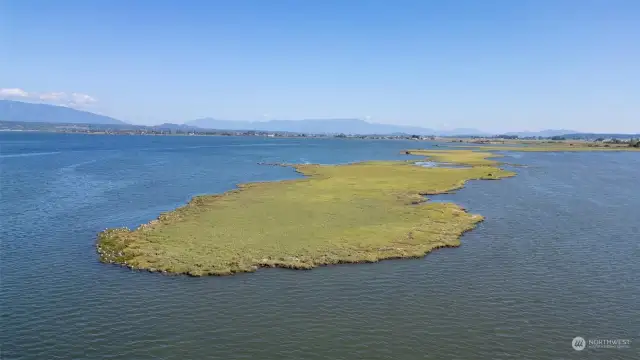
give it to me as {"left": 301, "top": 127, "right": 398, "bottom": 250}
{"left": 97, "top": 150, "right": 515, "bottom": 276}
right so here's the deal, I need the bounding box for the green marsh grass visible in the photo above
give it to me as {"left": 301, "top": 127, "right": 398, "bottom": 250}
{"left": 452, "top": 143, "right": 640, "bottom": 152}
{"left": 97, "top": 150, "right": 515, "bottom": 276}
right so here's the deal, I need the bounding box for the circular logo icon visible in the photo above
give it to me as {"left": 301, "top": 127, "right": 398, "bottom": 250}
{"left": 572, "top": 336, "right": 586, "bottom": 351}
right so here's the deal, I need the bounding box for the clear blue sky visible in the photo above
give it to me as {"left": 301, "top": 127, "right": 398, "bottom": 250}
{"left": 2, "top": 0, "right": 639, "bottom": 132}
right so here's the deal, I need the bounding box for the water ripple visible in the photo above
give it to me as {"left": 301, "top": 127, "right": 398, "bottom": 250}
{"left": 1, "top": 134, "right": 638, "bottom": 359}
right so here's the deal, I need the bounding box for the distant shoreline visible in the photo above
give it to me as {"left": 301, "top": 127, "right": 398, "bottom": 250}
{"left": 0, "top": 127, "right": 433, "bottom": 141}
{"left": 3, "top": 124, "right": 640, "bottom": 155}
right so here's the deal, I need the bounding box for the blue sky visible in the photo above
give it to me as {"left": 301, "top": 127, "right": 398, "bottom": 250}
{"left": 2, "top": 0, "right": 639, "bottom": 132}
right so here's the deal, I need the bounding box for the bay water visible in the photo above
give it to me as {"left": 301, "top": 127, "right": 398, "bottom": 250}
{"left": 1, "top": 133, "right": 638, "bottom": 359}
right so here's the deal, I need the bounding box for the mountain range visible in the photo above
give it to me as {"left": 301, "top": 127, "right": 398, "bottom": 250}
{"left": 186, "top": 117, "right": 443, "bottom": 135}
{"left": 0, "top": 99, "right": 592, "bottom": 137}
{"left": 0, "top": 100, "right": 487, "bottom": 135}
{"left": 185, "top": 118, "right": 499, "bottom": 136}
{"left": 0, "top": 100, "right": 125, "bottom": 125}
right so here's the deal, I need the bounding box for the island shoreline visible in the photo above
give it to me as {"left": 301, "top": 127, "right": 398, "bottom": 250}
{"left": 97, "top": 149, "right": 516, "bottom": 276}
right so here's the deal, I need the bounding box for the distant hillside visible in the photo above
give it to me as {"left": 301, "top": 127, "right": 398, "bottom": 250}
{"left": 504, "top": 129, "right": 577, "bottom": 138}
{"left": 561, "top": 133, "right": 640, "bottom": 140}
{"left": 0, "top": 100, "right": 126, "bottom": 125}
{"left": 153, "top": 123, "right": 201, "bottom": 131}
{"left": 186, "top": 118, "right": 437, "bottom": 135}
{"left": 438, "top": 128, "right": 491, "bottom": 137}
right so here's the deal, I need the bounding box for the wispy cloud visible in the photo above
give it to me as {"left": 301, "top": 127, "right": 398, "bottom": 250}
{"left": 0, "top": 87, "right": 97, "bottom": 108}
{"left": 69, "top": 92, "right": 96, "bottom": 106}
{"left": 0, "top": 88, "right": 29, "bottom": 97}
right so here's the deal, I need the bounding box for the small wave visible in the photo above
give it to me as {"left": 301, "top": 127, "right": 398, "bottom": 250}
{"left": 135, "top": 143, "right": 295, "bottom": 151}
{"left": 188, "top": 143, "right": 297, "bottom": 149}
{"left": 146, "top": 160, "right": 168, "bottom": 166}
{"left": 61, "top": 159, "right": 98, "bottom": 171}
{"left": 0, "top": 151, "right": 61, "bottom": 159}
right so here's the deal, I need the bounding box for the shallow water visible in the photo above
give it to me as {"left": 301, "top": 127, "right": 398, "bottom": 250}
{"left": 1, "top": 133, "right": 638, "bottom": 359}
{"left": 415, "top": 160, "right": 470, "bottom": 168}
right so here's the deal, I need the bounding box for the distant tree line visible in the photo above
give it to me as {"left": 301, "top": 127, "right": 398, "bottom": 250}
{"left": 591, "top": 137, "right": 640, "bottom": 147}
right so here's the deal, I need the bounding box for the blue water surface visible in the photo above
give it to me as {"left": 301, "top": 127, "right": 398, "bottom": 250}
{"left": 1, "top": 133, "right": 638, "bottom": 359}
